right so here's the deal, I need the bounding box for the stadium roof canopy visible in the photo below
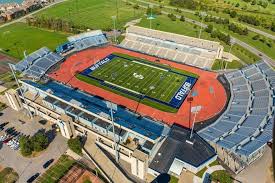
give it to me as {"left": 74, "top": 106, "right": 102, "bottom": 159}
{"left": 149, "top": 125, "right": 216, "bottom": 174}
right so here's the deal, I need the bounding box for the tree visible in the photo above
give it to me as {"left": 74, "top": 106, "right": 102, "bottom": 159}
{"left": 31, "top": 132, "right": 48, "bottom": 152}
{"left": 19, "top": 136, "right": 33, "bottom": 156}
{"left": 205, "top": 24, "right": 213, "bottom": 33}
{"left": 252, "top": 34, "right": 260, "bottom": 40}
{"left": 68, "top": 136, "right": 82, "bottom": 155}
{"left": 271, "top": 23, "right": 275, "bottom": 32}
{"left": 180, "top": 15, "right": 185, "bottom": 22}
{"left": 230, "top": 11, "right": 237, "bottom": 18}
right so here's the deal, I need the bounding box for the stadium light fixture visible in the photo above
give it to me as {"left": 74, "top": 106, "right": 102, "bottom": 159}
{"left": 147, "top": 4, "right": 155, "bottom": 29}
{"left": 190, "top": 105, "right": 202, "bottom": 139}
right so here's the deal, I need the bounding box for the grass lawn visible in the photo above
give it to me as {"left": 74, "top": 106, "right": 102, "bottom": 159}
{"left": 0, "top": 167, "right": 19, "bottom": 183}
{"left": 212, "top": 59, "right": 243, "bottom": 70}
{"left": 209, "top": 160, "right": 220, "bottom": 167}
{"left": 211, "top": 170, "right": 233, "bottom": 183}
{"left": 196, "top": 167, "right": 207, "bottom": 178}
{"left": 0, "top": 23, "right": 67, "bottom": 59}
{"left": 138, "top": 15, "right": 211, "bottom": 39}
{"left": 230, "top": 44, "right": 260, "bottom": 64}
{"left": 169, "top": 175, "right": 179, "bottom": 183}
{"left": 37, "top": 155, "right": 75, "bottom": 183}
{"left": 36, "top": 0, "right": 145, "bottom": 30}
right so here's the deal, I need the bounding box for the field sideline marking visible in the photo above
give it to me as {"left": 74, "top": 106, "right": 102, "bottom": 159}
{"left": 132, "top": 60, "right": 168, "bottom": 72}
{"left": 104, "top": 81, "right": 142, "bottom": 95}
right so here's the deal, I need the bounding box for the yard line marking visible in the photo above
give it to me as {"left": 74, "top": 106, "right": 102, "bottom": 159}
{"left": 104, "top": 81, "right": 141, "bottom": 95}
{"left": 132, "top": 60, "right": 168, "bottom": 72}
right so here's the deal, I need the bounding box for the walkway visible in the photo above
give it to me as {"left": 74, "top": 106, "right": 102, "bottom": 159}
{"left": 84, "top": 135, "right": 131, "bottom": 183}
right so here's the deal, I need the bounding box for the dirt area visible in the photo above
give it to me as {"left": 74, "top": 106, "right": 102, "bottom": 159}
{"left": 0, "top": 53, "right": 18, "bottom": 75}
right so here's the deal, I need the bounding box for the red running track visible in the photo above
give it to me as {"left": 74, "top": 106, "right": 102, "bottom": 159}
{"left": 49, "top": 45, "right": 227, "bottom": 128}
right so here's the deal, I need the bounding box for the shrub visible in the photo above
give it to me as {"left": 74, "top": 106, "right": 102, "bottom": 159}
{"left": 180, "top": 15, "right": 185, "bottom": 22}
{"left": 168, "top": 13, "right": 177, "bottom": 21}
{"left": 68, "top": 136, "right": 82, "bottom": 155}
{"left": 19, "top": 136, "right": 33, "bottom": 156}
{"left": 31, "top": 132, "right": 48, "bottom": 152}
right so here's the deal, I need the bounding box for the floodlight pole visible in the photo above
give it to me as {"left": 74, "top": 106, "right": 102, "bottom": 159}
{"left": 198, "top": 12, "right": 206, "bottom": 39}
{"left": 190, "top": 111, "right": 198, "bottom": 139}
{"left": 150, "top": 7, "right": 152, "bottom": 29}
{"left": 8, "top": 64, "right": 33, "bottom": 119}
{"left": 225, "top": 38, "right": 235, "bottom": 71}
{"left": 110, "top": 104, "right": 119, "bottom": 163}
{"left": 112, "top": 16, "right": 117, "bottom": 44}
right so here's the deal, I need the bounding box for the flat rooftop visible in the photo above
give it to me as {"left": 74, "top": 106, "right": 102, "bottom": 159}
{"left": 149, "top": 125, "right": 216, "bottom": 173}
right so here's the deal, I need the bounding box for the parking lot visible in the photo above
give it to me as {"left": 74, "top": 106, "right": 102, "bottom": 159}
{"left": 0, "top": 107, "right": 68, "bottom": 183}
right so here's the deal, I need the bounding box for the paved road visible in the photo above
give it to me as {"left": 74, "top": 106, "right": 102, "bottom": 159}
{"left": 127, "top": 0, "right": 275, "bottom": 67}
{"left": 0, "top": 0, "right": 67, "bottom": 29}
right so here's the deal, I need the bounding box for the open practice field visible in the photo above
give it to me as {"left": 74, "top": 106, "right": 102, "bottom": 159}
{"left": 78, "top": 53, "right": 197, "bottom": 111}
{"left": 0, "top": 23, "right": 67, "bottom": 59}
{"left": 49, "top": 46, "right": 227, "bottom": 127}
{"left": 36, "top": 0, "right": 144, "bottom": 30}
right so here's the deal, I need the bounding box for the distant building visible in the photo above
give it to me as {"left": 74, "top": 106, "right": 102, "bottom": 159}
{"left": 5, "top": 7, "right": 25, "bottom": 21}
{"left": 22, "top": 1, "right": 42, "bottom": 13}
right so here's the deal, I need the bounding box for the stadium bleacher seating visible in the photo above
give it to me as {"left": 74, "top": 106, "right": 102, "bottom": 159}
{"left": 14, "top": 47, "right": 64, "bottom": 80}
{"left": 199, "top": 61, "right": 274, "bottom": 163}
{"left": 119, "top": 26, "right": 224, "bottom": 69}
{"left": 68, "top": 30, "right": 108, "bottom": 51}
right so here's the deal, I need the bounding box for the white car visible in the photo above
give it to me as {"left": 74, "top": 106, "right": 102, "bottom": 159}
{"left": 0, "top": 134, "right": 8, "bottom": 141}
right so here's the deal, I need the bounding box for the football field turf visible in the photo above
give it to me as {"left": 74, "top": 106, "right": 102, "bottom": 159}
{"left": 77, "top": 53, "right": 198, "bottom": 112}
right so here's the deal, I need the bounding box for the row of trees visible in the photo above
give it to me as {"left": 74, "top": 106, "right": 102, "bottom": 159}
{"left": 19, "top": 132, "right": 48, "bottom": 156}
{"left": 238, "top": 15, "right": 261, "bottom": 26}
{"left": 223, "top": 8, "right": 275, "bottom": 32}
{"left": 228, "top": 23, "right": 249, "bottom": 35}
{"left": 205, "top": 25, "right": 231, "bottom": 45}
{"left": 26, "top": 16, "right": 89, "bottom": 34}
{"left": 204, "top": 16, "right": 229, "bottom": 25}
{"left": 169, "top": 0, "right": 198, "bottom": 10}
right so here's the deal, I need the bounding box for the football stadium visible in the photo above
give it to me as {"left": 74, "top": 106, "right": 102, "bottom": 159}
{"left": 4, "top": 26, "right": 274, "bottom": 182}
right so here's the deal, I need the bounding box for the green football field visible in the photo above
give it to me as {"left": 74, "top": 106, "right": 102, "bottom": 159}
{"left": 90, "top": 57, "right": 187, "bottom": 103}
{"left": 77, "top": 53, "right": 198, "bottom": 112}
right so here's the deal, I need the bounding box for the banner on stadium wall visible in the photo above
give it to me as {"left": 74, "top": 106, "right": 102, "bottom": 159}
{"left": 169, "top": 77, "right": 197, "bottom": 108}
{"left": 81, "top": 54, "right": 116, "bottom": 75}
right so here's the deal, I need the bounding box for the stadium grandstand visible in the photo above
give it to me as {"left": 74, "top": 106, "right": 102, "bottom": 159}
{"left": 198, "top": 61, "right": 274, "bottom": 173}
{"left": 119, "top": 26, "right": 224, "bottom": 69}
{"left": 67, "top": 30, "right": 108, "bottom": 51}
{"left": 14, "top": 47, "right": 64, "bottom": 80}
{"left": 4, "top": 27, "right": 274, "bottom": 181}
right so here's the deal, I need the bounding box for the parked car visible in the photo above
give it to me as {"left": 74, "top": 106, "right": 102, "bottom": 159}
{"left": 43, "top": 159, "right": 54, "bottom": 169}
{"left": 27, "top": 173, "right": 40, "bottom": 183}
{"left": 3, "top": 137, "right": 12, "bottom": 144}
{"left": 0, "top": 134, "right": 8, "bottom": 141}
